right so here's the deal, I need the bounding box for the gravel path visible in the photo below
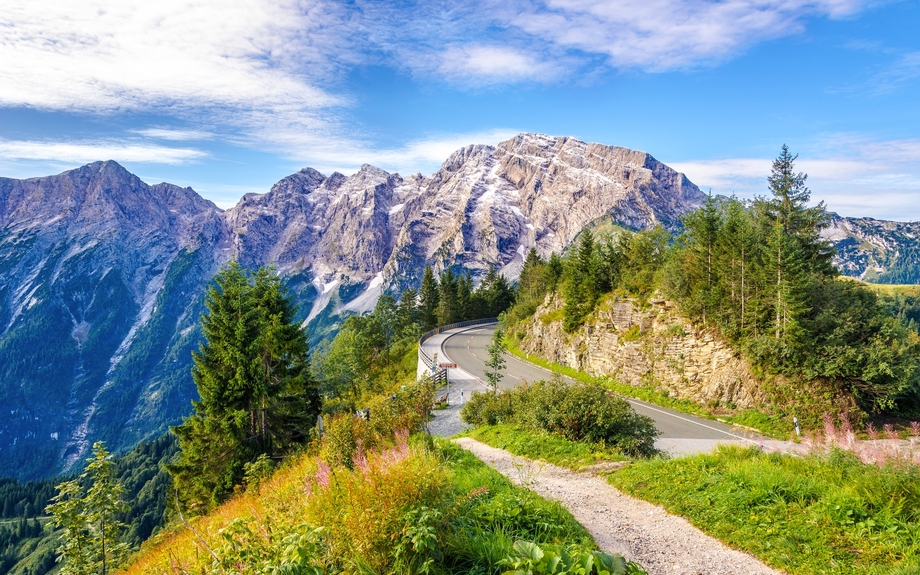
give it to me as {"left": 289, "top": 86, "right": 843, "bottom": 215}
{"left": 453, "top": 437, "right": 786, "bottom": 575}
{"left": 428, "top": 402, "right": 469, "bottom": 437}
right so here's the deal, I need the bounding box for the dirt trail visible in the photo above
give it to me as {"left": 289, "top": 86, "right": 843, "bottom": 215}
{"left": 453, "top": 437, "right": 786, "bottom": 575}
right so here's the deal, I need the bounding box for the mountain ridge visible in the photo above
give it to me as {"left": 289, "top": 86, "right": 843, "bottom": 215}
{"left": 0, "top": 132, "right": 915, "bottom": 479}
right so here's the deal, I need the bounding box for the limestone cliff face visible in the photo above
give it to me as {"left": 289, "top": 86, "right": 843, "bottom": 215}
{"left": 516, "top": 295, "right": 768, "bottom": 410}
{"left": 224, "top": 132, "right": 708, "bottom": 316}
{"left": 515, "top": 295, "right": 863, "bottom": 427}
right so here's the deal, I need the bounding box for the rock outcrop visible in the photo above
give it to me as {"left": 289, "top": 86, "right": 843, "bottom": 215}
{"left": 514, "top": 295, "right": 860, "bottom": 422}
{"left": 517, "top": 295, "right": 767, "bottom": 410}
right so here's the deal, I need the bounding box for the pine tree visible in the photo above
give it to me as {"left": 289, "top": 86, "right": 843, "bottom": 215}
{"left": 418, "top": 266, "right": 440, "bottom": 331}
{"left": 563, "top": 229, "right": 599, "bottom": 332}
{"left": 47, "top": 442, "right": 128, "bottom": 575}
{"left": 518, "top": 248, "right": 545, "bottom": 303}
{"left": 477, "top": 265, "right": 515, "bottom": 317}
{"left": 682, "top": 193, "right": 722, "bottom": 324}
{"left": 545, "top": 252, "right": 564, "bottom": 293}
{"left": 396, "top": 288, "right": 419, "bottom": 338}
{"left": 716, "top": 197, "right": 757, "bottom": 337}
{"left": 484, "top": 328, "right": 507, "bottom": 389}
{"left": 457, "top": 272, "right": 473, "bottom": 321}
{"left": 436, "top": 269, "right": 459, "bottom": 326}
{"left": 168, "top": 261, "right": 319, "bottom": 511}
{"left": 760, "top": 145, "right": 833, "bottom": 348}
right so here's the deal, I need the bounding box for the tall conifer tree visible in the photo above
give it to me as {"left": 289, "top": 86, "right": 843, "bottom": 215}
{"left": 418, "top": 266, "right": 440, "bottom": 331}
{"left": 169, "top": 261, "right": 319, "bottom": 511}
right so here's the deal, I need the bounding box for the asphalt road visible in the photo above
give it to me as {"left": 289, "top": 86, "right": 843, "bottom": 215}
{"left": 442, "top": 324, "right": 751, "bottom": 442}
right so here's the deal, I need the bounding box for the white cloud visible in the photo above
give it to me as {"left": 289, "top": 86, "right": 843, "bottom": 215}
{"left": 670, "top": 135, "right": 920, "bottom": 221}
{"left": 872, "top": 51, "right": 920, "bottom": 94}
{"left": 133, "top": 128, "right": 214, "bottom": 141}
{"left": 0, "top": 139, "right": 207, "bottom": 165}
{"left": 506, "top": 0, "right": 872, "bottom": 71}
{"left": 437, "top": 45, "right": 559, "bottom": 81}
{"left": 352, "top": 0, "right": 876, "bottom": 84}
{"left": 0, "top": 0, "right": 350, "bottom": 132}
{"left": 292, "top": 128, "right": 522, "bottom": 177}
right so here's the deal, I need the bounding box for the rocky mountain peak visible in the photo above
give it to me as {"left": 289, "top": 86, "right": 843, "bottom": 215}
{"left": 0, "top": 134, "right": 721, "bottom": 480}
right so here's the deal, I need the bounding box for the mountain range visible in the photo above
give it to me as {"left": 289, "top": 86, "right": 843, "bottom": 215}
{"left": 0, "top": 132, "right": 916, "bottom": 479}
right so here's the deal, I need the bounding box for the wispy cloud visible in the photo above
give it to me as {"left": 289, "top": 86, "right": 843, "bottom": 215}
{"left": 870, "top": 51, "right": 920, "bottom": 94}
{"left": 504, "top": 0, "right": 871, "bottom": 71}
{"left": 0, "top": 0, "right": 352, "bottom": 143}
{"left": 670, "top": 135, "right": 920, "bottom": 220}
{"left": 437, "top": 45, "right": 560, "bottom": 82}
{"left": 133, "top": 128, "right": 214, "bottom": 141}
{"left": 0, "top": 0, "right": 885, "bottom": 172}
{"left": 0, "top": 139, "right": 208, "bottom": 165}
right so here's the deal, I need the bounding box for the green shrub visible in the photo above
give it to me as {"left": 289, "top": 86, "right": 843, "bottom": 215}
{"left": 461, "top": 380, "right": 659, "bottom": 457}
{"left": 320, "top": 381, "right": 435, "bottom": 467}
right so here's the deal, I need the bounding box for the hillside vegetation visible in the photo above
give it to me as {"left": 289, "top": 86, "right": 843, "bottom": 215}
{"left": 124, "top": 395, "right": 644, "bottom": 575}
{"left": 506, "top": 147, "right": 920, "bottom": 426}
{"left": 0, "top": 435, "right": 177, "bottom": 575}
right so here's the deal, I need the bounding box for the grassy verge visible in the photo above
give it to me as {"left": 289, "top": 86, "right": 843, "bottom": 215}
{"left": 505, "top": 341, "right": 789, "bottom": 439}
{"left": 608, "top": 445, "right": 920, "bottom": 574}
{"left": 464, "top": 424, "right": 627, "bottom": 471}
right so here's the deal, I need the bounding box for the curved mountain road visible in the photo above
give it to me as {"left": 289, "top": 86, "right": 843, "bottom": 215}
{"left": 435, "top": 323, "right": 771, "bottom": 455}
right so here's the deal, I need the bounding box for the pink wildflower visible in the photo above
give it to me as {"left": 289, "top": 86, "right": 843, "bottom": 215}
{"left": 353, "top": 440, "right": 368, "bottom": 472}
{"left": 314, "top": 459, "right": 331, "bottom": 489}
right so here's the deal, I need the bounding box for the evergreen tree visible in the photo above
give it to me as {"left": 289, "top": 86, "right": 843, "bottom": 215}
{"left": 681, "top": 193, "right": 723, "bottom": 324}
{"left": 457, "top": 272, "right": 473, "bottom": 321}
{"left": 484, "top": 328, "right": 507, "bottom": 389}
{"left": 418, "top": 266, "right": 440, "bottom": 331}
{"left": 168, "top": 261, "right": 319, "bottom": 511}
{"left": 477, "top": 265, "right": 516, "bottom": 317}
{"left": 436, "top": 269, "right": 460, "bottom": 326}
{"left": 545, "top": 252, "right": 564, "bottom": 293}
{"left": 563, "top": 229, "right": 599, "bottom": 332}
{"left": 716, "top": 197, "right": 757, "bottom": 338}
{"left": 396, "top": 288, "right": 419, "bottom": 338}
{"left": 47, "top": 442, "right": 128, "bottom": 575}
{"left": 759, "top": 145, "right": 833, "bottom": 349}
{"left": 518, "top": 248, "right": 546, "bottom": 303}
{"left": 367, "top": 294, "right": 398, "bottom": 367}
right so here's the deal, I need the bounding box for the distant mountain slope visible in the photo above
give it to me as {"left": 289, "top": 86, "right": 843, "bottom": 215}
{"left": 824, "top": 215, "right": 920, "bottom": 284}
{"left": 0, "top": 132, "right": 732, "bottom": 479}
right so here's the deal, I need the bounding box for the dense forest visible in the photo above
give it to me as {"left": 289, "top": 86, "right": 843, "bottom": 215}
{"left": 507, "top": 146, "right": 920, "bottom": 417}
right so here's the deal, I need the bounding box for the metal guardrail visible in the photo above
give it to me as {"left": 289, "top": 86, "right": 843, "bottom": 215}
{"left": 418, "top": 317, "right": 499, "bottom": 366}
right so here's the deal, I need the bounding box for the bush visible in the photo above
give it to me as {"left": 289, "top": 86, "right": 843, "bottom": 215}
{"left": 461, "top": 379, "right": 659, "bottom": 457}
{"left": 320, "top": 381, "right": 435, "bottom": 467}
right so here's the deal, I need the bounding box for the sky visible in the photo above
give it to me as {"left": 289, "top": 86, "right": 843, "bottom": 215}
{"left": 1, "top": 0, "right": 919, "bottom": 220}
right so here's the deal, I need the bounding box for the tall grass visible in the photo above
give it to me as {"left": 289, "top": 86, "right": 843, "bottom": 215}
{"left": 122, "top": 431, "right": 605, "bottom": 574}
{"left": 610, "top": 444, "right": 920, "bottom": 574}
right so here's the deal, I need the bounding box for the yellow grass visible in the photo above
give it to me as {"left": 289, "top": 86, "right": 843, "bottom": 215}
{"left": 122, "top": 452, "right": 318, "bottom": 574}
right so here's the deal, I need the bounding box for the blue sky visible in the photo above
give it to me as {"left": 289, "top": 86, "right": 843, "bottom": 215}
{"left": 1, "top": 0, "right": 919, "bottom": 220}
